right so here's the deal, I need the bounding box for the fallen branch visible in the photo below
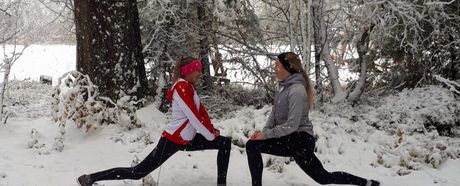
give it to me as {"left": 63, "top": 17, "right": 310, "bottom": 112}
{"left": 434, "top": 75, "right": 460, "bottom": 94}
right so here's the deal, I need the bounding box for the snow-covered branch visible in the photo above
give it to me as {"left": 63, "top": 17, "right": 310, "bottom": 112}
{"left": 434, "top": 75, "right": 460, "bottom": 95}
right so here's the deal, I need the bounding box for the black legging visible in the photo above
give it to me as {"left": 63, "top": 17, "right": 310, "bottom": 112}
{"left": 89, "top": 134, "right": 232, "bottom": 184}
{"left": 246, "top": 132, "right": 368, "bottom": 186}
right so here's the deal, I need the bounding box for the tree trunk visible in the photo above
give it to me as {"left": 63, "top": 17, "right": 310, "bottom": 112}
{"left": 74, "top": 0, "right": 148, "bottom": 102}
{"left": 348, "top": 26, "right": 373, "bottom": 102}
{"left": 311, "top": 1, "right": 323, "bottom": 103}
{"left": 288, "top": 0, "right": 295, "bottom": 51}
{"left": 449, "top": 34, "right": 458, "bottom": 80}
{"left": 0, "top": 60, "right": 10, "bottom": 123}
{"left": 197, "top": 1, "right": 213, "bottom": 91}
{"left": 1, "top": 44, "right": 26, "bottom": 124}
{"left": 300, "top": 0, "right": 312, "bottom": 72}
{"left": 312, "top": 0, "right": 346, "bottom": 103}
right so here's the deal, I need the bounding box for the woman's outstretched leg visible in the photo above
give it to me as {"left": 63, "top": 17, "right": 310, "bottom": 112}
{"left": 294, "top": 154, "right": 370, "bottom": 185}
{"left": 293, "top": 133, "right": 378, "bottom": 186}
{"left": 78, "top": 138, "right": 180, "bottom": 185}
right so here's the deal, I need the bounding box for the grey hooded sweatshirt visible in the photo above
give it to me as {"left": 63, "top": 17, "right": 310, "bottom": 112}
{"left": 262, "top": 73, "right": 313, "bottom": 139}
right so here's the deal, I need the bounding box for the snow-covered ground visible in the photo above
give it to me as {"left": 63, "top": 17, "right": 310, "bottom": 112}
{"left": 1, "top": 80, "right": 460, "bottom": 186}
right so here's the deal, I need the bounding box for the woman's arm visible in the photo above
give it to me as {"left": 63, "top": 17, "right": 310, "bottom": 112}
{"left": 199, "top": 103, "right": 220, "bottom": 134}
{"left": 262, "top": 85, "right": 307, "bottom": 139}
{"left": 262, "top": 108, "right": 276, "bottom": 132}
{"left": 173, "top": 82, "right": 216, "bottom": 141}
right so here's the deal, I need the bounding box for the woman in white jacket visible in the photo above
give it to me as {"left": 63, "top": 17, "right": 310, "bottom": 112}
{"left": 77, "top": 57, "right": 231, "bottom": 186}
{"left": 246, "top": 52, "right": 380, "bottom": 186}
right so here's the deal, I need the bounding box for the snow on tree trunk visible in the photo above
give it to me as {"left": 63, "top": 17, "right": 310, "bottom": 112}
{"left": 300, "top": 0, "right": 312, "bottom": 72}
{"left": 312, "top": 0, "right": 346, "bottom": 103}
{"left": 154, "top": 69, "right": 166, "bottom": 107}
{"left": 311, "top": 2, "right": 323, "bottom": 102}
{"left": 1, "top": 45, "right": 26, "bottom": 124}
{"left": 348, "top": 26, "right": 372, "bottom": 102}
{"left": 74, "top": 0, "right": 148, "bottom": 103}
{"left": 197, "top": 1, "right": 214, "bottom": 91}
{"left": 288, "top": 0, "right": 295, "bottom": 51}
{"left": 0, "top": 59, "right": 10, "bottom": 123}
{"left": 323, "top": 44, "right": 346, "bottom": 103}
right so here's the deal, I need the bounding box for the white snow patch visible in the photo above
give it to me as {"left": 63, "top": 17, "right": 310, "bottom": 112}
{"left": 0, "top": 45, "right": 76, "bottom": 85}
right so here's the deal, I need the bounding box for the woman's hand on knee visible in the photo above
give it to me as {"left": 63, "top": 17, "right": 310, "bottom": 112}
{"left": 250, "top": 131, "right": 264, "bottom": 140}
{"left": 212, "top": 128, "right": 220, "bottom": 138}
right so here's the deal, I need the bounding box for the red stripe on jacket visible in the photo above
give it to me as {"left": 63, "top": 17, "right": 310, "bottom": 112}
{"left": 162, "top": 79, "right": 217, "bottom": 145}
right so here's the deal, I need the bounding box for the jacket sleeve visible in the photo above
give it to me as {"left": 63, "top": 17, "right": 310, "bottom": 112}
{"left": 173, "top": 82, "right": 216, "bottom": 141}
{"left": 262, "top": 107, "right": 276, "bottom": 133}
{"left": 262, "top": 85, "right": 307, "bottom": 139}
{"left": 199, "top": 103, "right": 218, "bottom": 133}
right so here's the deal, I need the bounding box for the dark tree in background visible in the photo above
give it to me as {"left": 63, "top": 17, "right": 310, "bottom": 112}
{"left": 74, "top": 0, "right": 148, "bottom": 102}
{"left": 197, "top": 0, "right": 214, "bottom": 91}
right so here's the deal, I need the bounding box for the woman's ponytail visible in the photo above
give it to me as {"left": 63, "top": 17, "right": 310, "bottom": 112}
{"left": 301, "top": 70, "right": 314, "bottom": 111}
{"left": 283, "top": 52, "right": 314, "bottom": 112}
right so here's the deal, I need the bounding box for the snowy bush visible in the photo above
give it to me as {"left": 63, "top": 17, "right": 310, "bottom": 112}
{"left": 52, "top": 71, "right": 118, "bottom": 131}
{"left": 51, "top": 71, "right": 144, "bottom": 151}
{"left": 27, "top": 128, "right": 45, "bottom": 149}
{"left": 369, "top": 86, "right": 460, "bottom": 136}
{"left": 200, "top": 85, "right": 271, "bottom": 119}
{"left": 27, "top": 128, "right": 51, "bottom": 155}
{"left": 215, "top": 106, "right": 289, "bottom": 173}
{"left": 51, "top": 71, "right": 142, "bottom": 132}
{"left": 370, "top": 128, "right": 460, "bottom": 175}
{"left": 320, "top": 86, "right": 460, "bottom": 174}
{"left": 200, "top": 91, "right": 239, "bottom": 119}
{"left": 215, "top": 84, "right": 272, "bottom": 108}
{"left": 215, "top": 106, "right": 271, "bottom": 147}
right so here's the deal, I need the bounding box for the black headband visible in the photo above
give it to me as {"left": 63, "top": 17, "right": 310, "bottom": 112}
{"left": 277, "top": 52, "right": 298, "bottom": 74}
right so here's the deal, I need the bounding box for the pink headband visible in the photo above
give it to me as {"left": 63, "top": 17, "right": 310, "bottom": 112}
{"left": 181, "top": 60, "right": 202, "bottom": 77}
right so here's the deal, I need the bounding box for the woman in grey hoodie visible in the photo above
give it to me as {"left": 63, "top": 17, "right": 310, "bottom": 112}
{"left": 246, "top": 52, "right": 379, "bottom": 186}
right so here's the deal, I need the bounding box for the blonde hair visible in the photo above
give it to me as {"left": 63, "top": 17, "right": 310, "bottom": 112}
{"left": 283, "top": 52, "right": 314, "bottom": 111}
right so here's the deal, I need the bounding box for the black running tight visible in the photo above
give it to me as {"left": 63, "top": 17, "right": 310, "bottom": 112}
{"left": 89, "top": 135, "right": 231, "bottom": 184}
{"left": 246, "top": 132, "right": 368, "bottom": 186}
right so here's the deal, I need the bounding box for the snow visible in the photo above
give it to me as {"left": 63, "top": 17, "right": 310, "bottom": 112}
{"left": 1, "top": 44, "right": 358, "bottom": 89}
{"left": 434, "top": 75, "right": 460, "bottom": 94}
{"left": 0, "top": 45, "right": 76, "bottom": 85}
{"left": 0, "top": 46, "right": 459, "bottom": 186}
{"left": 1, "top": 80, "right": 460, "bottom": 186}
